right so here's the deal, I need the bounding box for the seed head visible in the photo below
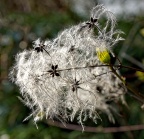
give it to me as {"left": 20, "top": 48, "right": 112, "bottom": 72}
{"left": 9, "top": 5, "right": 125, "bottom": 127}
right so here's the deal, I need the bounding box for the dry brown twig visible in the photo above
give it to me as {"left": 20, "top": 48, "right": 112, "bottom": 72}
{"left": 47, "top": 120, "right": 144, "bottom": 133}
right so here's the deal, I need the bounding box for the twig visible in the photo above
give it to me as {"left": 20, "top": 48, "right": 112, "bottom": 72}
{"left": 120, "top": 64, "right": 144, "bottom": 72}
{"left": 43, "top": 62, "right": 144, "bottom": 103}
{"left": 110, "top": 65, "right": 144, "bottom": 103}
{"left": 47, "top": 120, "right": 144, "bottom": 133}
{"left": 57, "top": 64, "right": 144, "bottom": 73}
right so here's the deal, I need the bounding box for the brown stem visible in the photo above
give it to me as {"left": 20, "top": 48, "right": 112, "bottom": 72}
{"left": 42, "top": 47, "right": 51, "bottom": 57}
{"left": 57, "top": 64, "right": 110, "bottom": 71}
{"left": 57, "top": 64, "right": 144, "bottom": 73}
{"left": 110, "top": 65, "right": 144, "bottom": 103}
{"left": 119, "top": 65, "right": 144, "bottom": 72}
{"left": 47, "top": 120, "right": 144, "bottom": 133}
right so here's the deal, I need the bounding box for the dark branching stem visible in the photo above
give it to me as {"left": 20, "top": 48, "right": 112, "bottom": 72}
{"left": 57, "top": 64, "right": 144, "bottom": 103}
{"left": 42, "top": 47, "right": 51, "bottom": 57}
{"left": 57, "top": 64, "right": 144, "bottom": 73}
{"left": 47, "top": 119, "right": 144, "bottom": 133}
{"left": 44, "top": 62, "right": 144, "bottom": 103}
{"left": 109, "top": 65, "right": 144, "bottom": 103}
{"left": 119, "top": 65, "right": 144, "bottom": 72}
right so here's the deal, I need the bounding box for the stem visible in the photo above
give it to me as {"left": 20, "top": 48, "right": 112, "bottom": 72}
{"left": 43, "top": 61, "right": 144, "bottom": 103}
{"left": 58, "top": 64, "right": 110, "bottom": 71}
{"left": 119, "top": 65, "right": 144, "bottom": 72}
{"left": 57, "top": 64, "right": 144, "bottom": 73}
{"left": 47, "top": 119, "right": 144, "bottom": 133}
{"left": 110, "top": 65, "right": 144, "bottom": 103}
{"left": 42, "top": 47, "right": 51, "bottom": 57}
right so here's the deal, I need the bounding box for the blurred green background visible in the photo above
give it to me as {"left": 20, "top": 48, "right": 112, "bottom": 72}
{"left": 0, "top": 0, "right": 144, "bottom": 139}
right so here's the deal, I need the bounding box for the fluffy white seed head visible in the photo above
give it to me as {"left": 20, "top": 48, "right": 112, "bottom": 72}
{"left": 9, "top": 5, "right": 125, "bottom": 127}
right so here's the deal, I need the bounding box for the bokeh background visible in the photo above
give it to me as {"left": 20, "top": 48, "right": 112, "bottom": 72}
{"left": 0, "top": 0, "right": 144, "bottom": 139}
